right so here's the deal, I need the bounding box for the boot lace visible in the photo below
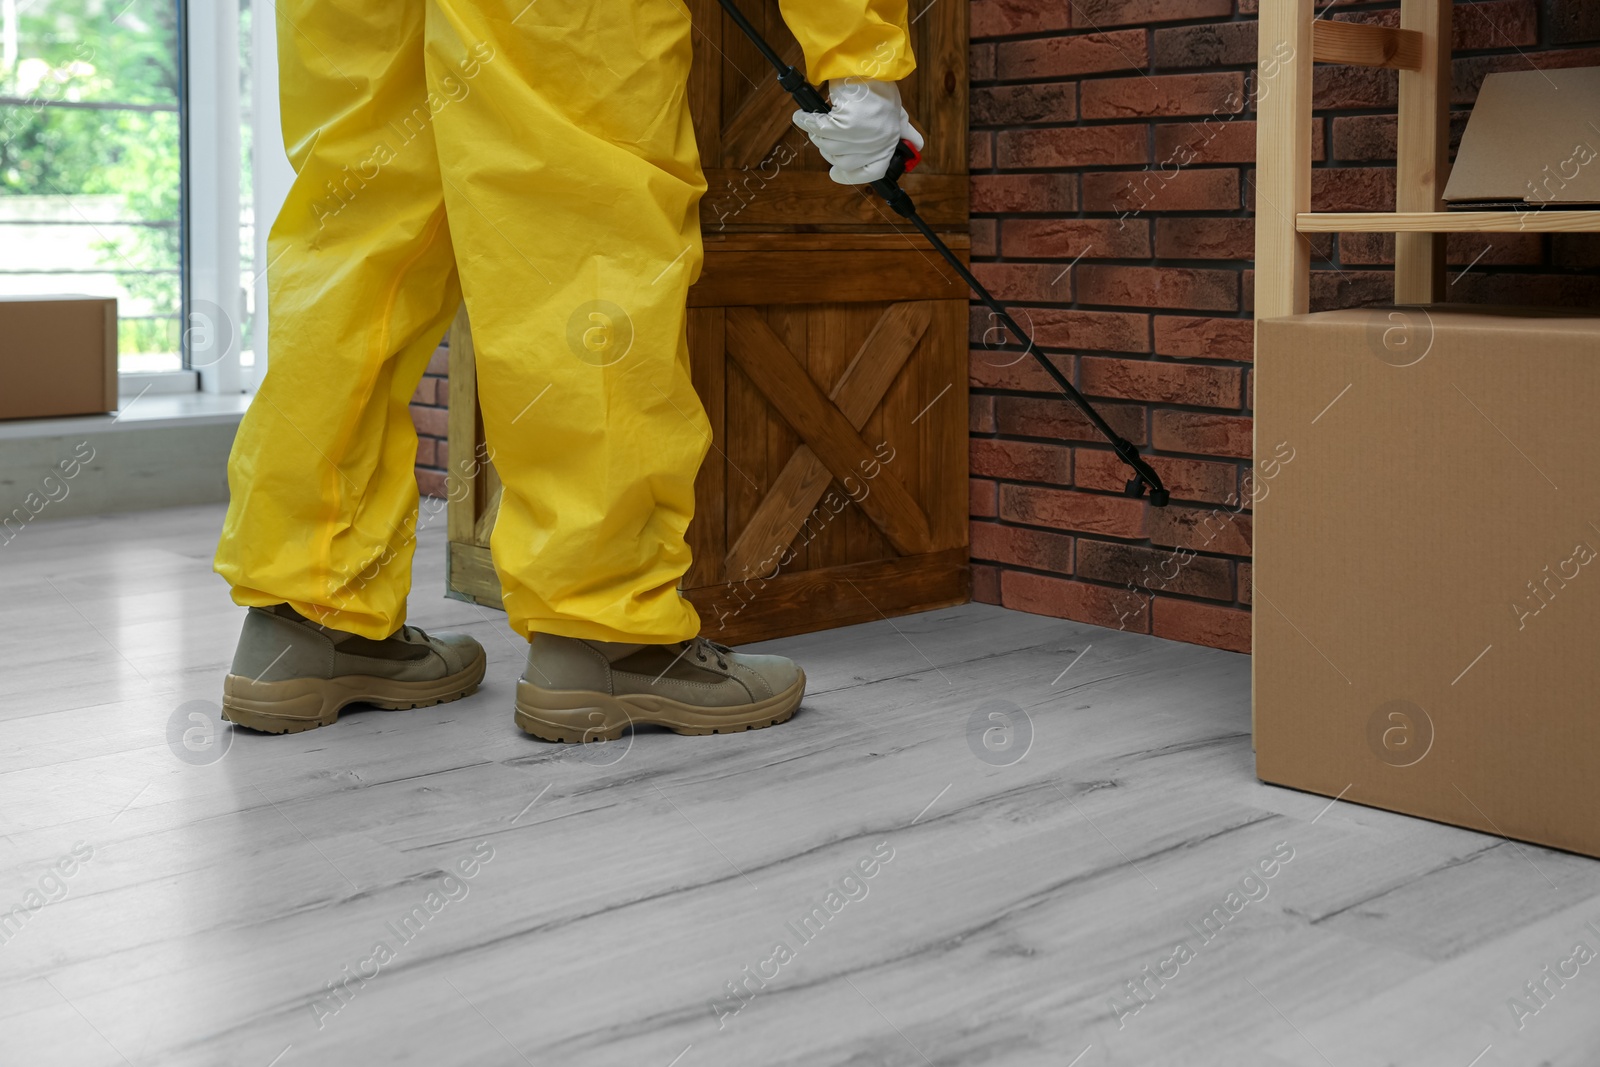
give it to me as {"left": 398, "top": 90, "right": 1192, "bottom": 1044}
{"left": 689, "top": 636, "right": 731, "bottom": 671}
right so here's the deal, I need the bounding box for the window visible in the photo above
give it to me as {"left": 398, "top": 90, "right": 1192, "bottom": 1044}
{"left": 0, "top": 0, "right": 184, "bottom": 373}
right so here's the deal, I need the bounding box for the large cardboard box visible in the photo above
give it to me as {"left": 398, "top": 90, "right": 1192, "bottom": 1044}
{"left": 1255, "top": 305, "right": 1600, "bottom": 858}
{"left": 0, "top": 295, "right": 118, "bottom": 420}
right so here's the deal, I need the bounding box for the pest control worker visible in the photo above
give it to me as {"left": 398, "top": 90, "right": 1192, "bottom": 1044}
{"left": 213, "top": 1, "right": 922, "bottom": 739}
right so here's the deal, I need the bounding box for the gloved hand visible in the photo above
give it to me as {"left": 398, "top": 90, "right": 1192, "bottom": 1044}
{"left": 791, "top": 77, "right": 924, "bottom": 186}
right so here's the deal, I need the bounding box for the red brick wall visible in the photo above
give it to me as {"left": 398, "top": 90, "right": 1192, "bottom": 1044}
{"left": 412, "top": 343, "right": 451, "bottom": 499}
{"left": 413, "top": 0, "right": 1600, "bottom": 653}
{"left": 967, "top": 0, "right": 1600, "bottom": 653}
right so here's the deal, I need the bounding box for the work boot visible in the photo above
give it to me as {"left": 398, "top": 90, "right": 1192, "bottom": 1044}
{"left": 515, "top": 634, "right": 804, "bottom": 742}
{"left": 222, "top": 605, "right": 486, "bottom": 734}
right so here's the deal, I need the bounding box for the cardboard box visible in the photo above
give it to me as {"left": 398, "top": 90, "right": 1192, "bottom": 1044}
{"left": 0, "top": 295, "right": 119, "bottom": 420}
{"left": 1255, "top": 305, "right": 1600, "bottom": 858}
{"left": 1443, "top": 66, "right": 1600, "bottom": 207}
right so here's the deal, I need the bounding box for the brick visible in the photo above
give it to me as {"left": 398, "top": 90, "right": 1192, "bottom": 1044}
{"left": 1331, "top": 115, "right": 1396, "bottom": 163}
{"left": 1554, "top": 234, "right": 1600, "bottom": 270}
{"left": 971, "top": 395, "right": 996, "bottom": 434}
{"left": 996, "top": 395, "right": 1147, "bottom": 444}
{"left": 1453, "top": 1, "right": 1538, "bottom": 49}
{"left": 1308, "top": 167, "right": 1396, "bottom": 213}
{"left": 1076, "top": 539, "right": 1234, "bottom": 601}
{"left": 970, "top": 438, "right": 1073, "bottom": 484}
{"left": 1080, "top": 356, "right": 1240, "bottom": 408}
{"left": 973, "top": 563, "right": 1002, "bottom": 605}
{"left": 970, "top": 43, "right": 996, "bottom": 81}
{"left": 995, "top": 30, "right": 1148, "bottom": 80}
{"left": 1001, "top": 218, "right": 1151, "bottom": 259}
{"left": 1083, "top": 168, "right": 1240, "bottom": 214}
{"left": 972, "top": 218, "right": 997, "bottom": 257}
{"left": 970, "top": 262, "right": 1080, "bottom": 304}
{"left": 972, "top": 173, "right": 1079, "bottom": 214}
{"left": 1000, "top": 569, "right": 1151, "bottom": 633}
{"left": 1331, "top": 113, "right": 1469, "bottom": 162}
{"left": 971, "top": 0, "right": 1071, "bottom": 37}
{"left": 999, "top": 485, "right": 1147, "bottom": 539}
{"left": 414, "top": 436, "right": 437, "bottom": 468}
{"left": 971, "top": 521, "right": 1075, "bottom": 574}
{"left": 970, "top": 307, "right": 1151, "bottom": 353}
{"left": 1074, "top": 448, "right": 1239, "bottom": 506}
{"left": 426, "top": 346, "right": 449, "bottom": 377}
{"left": 1155, "top": 217, "right": 1253, "bottom": 260}
{"left": 997, "top": 125, "right": 1148, "bottom": 169}
{"left": 970, "top": 347, "right": 1074, "bottom": 392}
{"left": 1152, "top": 598, "right": 1250, "bottom": 653}
{"left": 972, "top": 83, "right": 1078, "bottom": 126}
{"left": 1307, "top": 270, "right": 1401, "bottom": 313}
{"left": 416, "top": 469, "right": 448, "bottom": 499}
{"left": 1154, "top": 119, "right": 1325, "bottom": 165}
{"left": 1313, "top": 65, "right": 1397, "bottom": 110}
{"left": 1450, "top": 272, "right": 1600, "bottom": 309}
{"left": 1082, "top": 72, "right": 1246, "bottom": 120}
{"left": 1154, "top": 315, "right": 1254, "bottom": 361}
{"left": 1152, "top": 411, "right": 1252, "bottom": 458}
{"left": 1077, "top": 265, "right": 1238, "bottom": 311}
{"left": 971, "top": 132, "right": 994, "bottom": 170}
{"left": 410, "top": 403, "right": 448, "bottom": 439}
{"left": 1147, "top": 503, "right": 1252, "bottom": 556}
{"left": 971, "top": 477, "right": 999, "bottom": 519}
{"left": 1152, "top": 21, "right": 1258, "bottom": 69}
{"left": 1237, "top": 561, "right": 1252, "bottom": 606}
{"left": 1072, "top": 0, "right": 1231, "bottom": 29}
{"left": 1337, "top": 232, "right": 1544, "bottom": 267}
{"left": 1546, "top": 0, "right": 1600, "bottom": 45}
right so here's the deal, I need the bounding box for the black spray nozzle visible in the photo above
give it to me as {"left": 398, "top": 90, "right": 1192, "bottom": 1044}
{"left": 781, "top": 67, "right": 829, "bottom": 114}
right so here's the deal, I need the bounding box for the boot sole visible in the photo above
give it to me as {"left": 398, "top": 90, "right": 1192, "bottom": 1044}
{"left": 514, "top": 668, "right": 806, "bottom": 743}
{"left": 221, "top": 651, "right": 488, "bottom": 734}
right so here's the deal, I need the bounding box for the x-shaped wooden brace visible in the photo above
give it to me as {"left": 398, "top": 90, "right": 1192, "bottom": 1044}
{"left": 723, "top": 302, "right": 936, "bottom": 580}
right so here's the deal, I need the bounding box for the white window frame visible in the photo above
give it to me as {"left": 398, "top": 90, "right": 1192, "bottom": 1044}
{"left": 173, "top": 0, "right": 291, "bottom": 397}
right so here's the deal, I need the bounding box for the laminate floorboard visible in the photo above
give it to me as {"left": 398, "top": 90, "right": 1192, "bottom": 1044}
{"left": 0, "top": 504, "right": 1595, "bottom": 1066}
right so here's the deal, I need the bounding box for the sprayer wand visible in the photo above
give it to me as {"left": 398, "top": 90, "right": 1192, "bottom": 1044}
{"left": 714, "top": 0, "right": 1170, "bottom": 507}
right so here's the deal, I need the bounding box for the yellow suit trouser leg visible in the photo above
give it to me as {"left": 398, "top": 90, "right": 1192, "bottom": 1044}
{"left": 216, "top": 0, "right": 711, "bottom": 644}
{"left": 216, "top": 0, "right": 462, "bottom": 640}
{"left": 420, "top": 0, "right": 710, "bottom": 644}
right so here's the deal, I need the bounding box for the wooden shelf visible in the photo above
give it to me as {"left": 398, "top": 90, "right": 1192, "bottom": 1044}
{"left": 1297, "top": 210, "right": 1600, "bottom": 234}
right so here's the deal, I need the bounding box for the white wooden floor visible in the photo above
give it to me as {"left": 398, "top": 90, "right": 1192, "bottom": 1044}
{"left": 2, "top": 505, "right": 1598, "bottom": 1067}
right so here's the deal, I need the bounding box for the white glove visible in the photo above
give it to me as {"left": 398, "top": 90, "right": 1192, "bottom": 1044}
{"left": 791, "top": 77, "right": 925, "bottom": 186}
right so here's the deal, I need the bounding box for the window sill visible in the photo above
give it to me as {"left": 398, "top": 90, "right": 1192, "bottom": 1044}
{"left": 0, "top": 391, "right": 251, "bottom": 441}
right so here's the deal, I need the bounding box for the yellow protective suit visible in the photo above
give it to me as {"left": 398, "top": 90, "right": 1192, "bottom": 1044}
{"left": 215, "top": 0, "right": 914, "bottom": 643}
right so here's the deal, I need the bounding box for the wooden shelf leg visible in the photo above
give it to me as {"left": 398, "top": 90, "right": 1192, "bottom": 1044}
{"left": 1394, "top": 0, "right": 1452, "bottom": 303}
{"left": 1254, "top": 1, "right": 1314, "bottom": 323}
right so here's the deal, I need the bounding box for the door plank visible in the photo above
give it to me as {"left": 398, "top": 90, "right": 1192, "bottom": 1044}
{"left": 724, "top": 301, "right": 932, "bottom": 579}
{"left": 719, "top": 39, "right": 807, "bottom": 168}
{"left": 724, "top": 308, "right": 934, "bottom": 557}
